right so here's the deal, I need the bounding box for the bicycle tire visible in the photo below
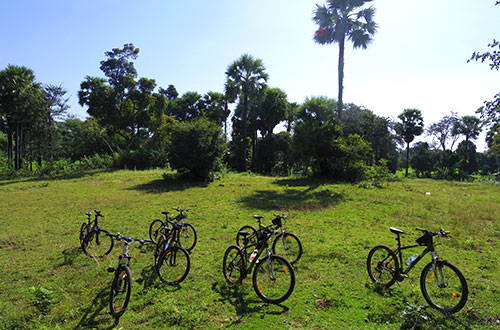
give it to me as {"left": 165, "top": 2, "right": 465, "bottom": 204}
{"left": 109, "top": 265, "right": 132, "bottom": 318}
{"left": 366, "top": 245, "right": 399, "bottom": 288}
{"left": 178, "top": 223, "right": 197, "bottom": 252}
{"left": 420, "top": 260, "right": 468, "bottom": 314}
{"left": 222, "top": 245, "right": 246, "bottom": 285}
{"left": 82, "top": 229, "right": 114, "bottom": 258}
{"left": 236, "top": 225, "right": 258, "bottom": 247}
{"left": 272, "top": 232, "right": 303, "bottom": 265}
{"left": 79, "top": 223, "right": 89, "bottom": 247}
{"left": 154, "top": 235, "right": 167, "bottom": 267}
{"left": 149, "top": 219, "right": 165, "bottom": 244}
{"left": 252, "top": 254, "right": 295, "bottom": 304}
{"left": 156, "top": 246, "right": 191, "bottom": 285}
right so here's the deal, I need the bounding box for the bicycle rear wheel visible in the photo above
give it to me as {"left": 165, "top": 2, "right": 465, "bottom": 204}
{"left": 272, "top": 232, "right": 303, "bottom": 265}
{"left": 110, "top": 265, "right": 132, "bottom": 318}
{"left": 79, "top": 223, "right": 89, "bottom": 247}
{"left": 82, "top": 229, "right": 114, "bottom": 258}
{"left": 149, "top": 219, "right": 165, "bottom": 244}
{"left": 178, "top": 223, "right": 197, "bottom": 252}
{"left": 156, "top": 246, "right": 190, "bottom": 285}
{"left": 252, "top": 255, "right": 295, "bottom": 304}
{"left": 366, "top": 245, "right": 398, "bottom": 287}
{"left": 420, "top": 260, "right": 468, "bottom": 314}
{"left": 222, "top": 245, "right": 246, "bottom": 284}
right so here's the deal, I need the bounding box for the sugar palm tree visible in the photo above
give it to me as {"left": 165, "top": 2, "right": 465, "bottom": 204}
{"left": 313, "top": 0, "right": 377, "bottom": 119}
{"left": 225, "top": 54, "right": 268, "bottom": 170}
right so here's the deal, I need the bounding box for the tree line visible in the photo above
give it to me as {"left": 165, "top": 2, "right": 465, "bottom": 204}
{"left": 0, "top": 43, "right": 498, "bottom": 181}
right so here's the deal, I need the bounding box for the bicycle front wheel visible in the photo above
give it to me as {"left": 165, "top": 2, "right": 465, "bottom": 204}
{"left": 420, "top": 260, "right": 468, "bottom": 314}
{"left": 149, "top": 219, "right": 165, "bottom": 244}
{"left": 366, "top": 245, "right": 398, "bottom": 288}
{"left": 178, "top": 223, "right": 197, "bottom": 252}
{"left": 156, "top": 246, "right": 190, "bottom": 285}
{"left": 252, "top": 255, "right": 295, "bottom": 304}
{"left": 110, "top": 265, "right": 132, "bottom": 318}
{"left": 82, "top": 229, "right": 114, "bottom": 258}
{"left": 222, "top": 245, "right": 246, "bottom": 285}
{"left": 272, "top": 232, "right": 303, "bottom": 265}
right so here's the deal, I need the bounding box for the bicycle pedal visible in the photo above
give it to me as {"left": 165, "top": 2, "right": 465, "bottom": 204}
{"left": 396, "top": 274, "right": 405, "bottom": 282}
{"left": 107, "top": 267, "right": 115, "bottom": 273}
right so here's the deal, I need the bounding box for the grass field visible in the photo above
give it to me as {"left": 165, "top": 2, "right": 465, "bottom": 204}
{"left": 0, "top": 170, "right": 499, "bottom": 329}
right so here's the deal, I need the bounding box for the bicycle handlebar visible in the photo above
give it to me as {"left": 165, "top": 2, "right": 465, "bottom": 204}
{"left": 415, "top": 228, "right": 450, "bottom": 238}
{"left": 112, "top": 233, "right": 153, "bottom": 245}
{"left": 94, "top": 210, "right": 104, "bottom": 217}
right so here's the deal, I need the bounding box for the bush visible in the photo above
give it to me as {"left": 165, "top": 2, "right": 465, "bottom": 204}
{"left": 168, "top": 118, "right": 226, "bottom": 180}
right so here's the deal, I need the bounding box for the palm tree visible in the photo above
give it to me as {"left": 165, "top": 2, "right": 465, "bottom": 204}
{"left": 225, "top": 54, "right": 268, "bottom": 170}
{"left": 395, "top": 108, "right": 424, "bottom": 177}
{"left": 313, "top": 0, "right": 377, "bottom": 119}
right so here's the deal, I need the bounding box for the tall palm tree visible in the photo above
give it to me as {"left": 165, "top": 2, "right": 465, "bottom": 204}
{"left": 395, "top": 108, "right": 424, "bottom": 177}
{"left": 313, "top": 0, "right": 377, "bottom": 119}
{"left": 225, "top": 54, "right": 268, "bottom": 170}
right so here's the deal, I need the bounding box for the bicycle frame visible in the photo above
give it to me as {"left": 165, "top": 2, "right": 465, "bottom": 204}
{"left": 239, "top": 223, "right": 275, "bottom": 277}
{"left": 392, "top": 233, "right": 441, "bottom": 277}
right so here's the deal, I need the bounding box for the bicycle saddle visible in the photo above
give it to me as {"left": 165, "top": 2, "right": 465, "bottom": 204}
{"left": 390, "top": 227, "right": 404, "bottom": 235}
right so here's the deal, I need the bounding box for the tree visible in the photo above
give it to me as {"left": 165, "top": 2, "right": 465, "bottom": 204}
{"left": 342, "top": 104, "right": 398, "bottom": 170}
{"left": 313, "top": 0, "right": 377, "bottom": 118}
{"left": 452, "top": 115, "right": 482, "bottom": 171}
{"left": 292, "top": 96, "right": 371, "bottom": 180}
{"left": 395, "top": 108, "right": 424, "bottom": 177}
{"left": 468, "top": 2, "right": 500, "bottom": 156}
{"left": 79, "top": 43, "right": 157, "bottom": 151}
{"left": 427, "top": 112, "right": 460, "bottom": 151}
{"left": 410, "top": 142, "right": 435, "bottom": 178}
{"left": 0, "top": 65, "right": 46, "bottom": 170}
{"left": 256, "top": 87, "right": 288, "bottom": 137}
{"left": 225, "top": 54, "right": 268, "bottom": 171}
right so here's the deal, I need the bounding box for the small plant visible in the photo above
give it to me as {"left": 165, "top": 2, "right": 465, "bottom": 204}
{"left": 29, "top": 286, "right": 54, "bottom": 314}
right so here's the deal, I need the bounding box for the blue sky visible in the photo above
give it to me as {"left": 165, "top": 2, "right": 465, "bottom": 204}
{"left": 1, "top": 0, "right": 500, "bottom": 150}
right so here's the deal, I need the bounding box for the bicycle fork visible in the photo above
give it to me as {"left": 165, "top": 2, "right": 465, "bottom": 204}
{"left": 265, "top": 248, "right": 276, "bottom": 281}
{"left": 430, "top": 251, "right": 446, "bottom": 288}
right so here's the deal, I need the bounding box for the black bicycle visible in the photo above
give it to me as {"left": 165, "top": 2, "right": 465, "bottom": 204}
{"left": 223, "top": 215, "right": 296, "bottom": 304}
{"left": 149, "top": 208, "right": 197, "bottom": 252}
{"left": 106, "top": 233, "right": 153, "bottom": 318}
{"left": 153, "top": 218, "right": 191, "bottom": 285}
{"left": 81, "top": 210, "right": 114, "bottom": 258}
{"left": 367, "top": 227, "right": 468, "bottom": 314}
{"left": 235, "top": 214, "right": 303, "bottom": 265}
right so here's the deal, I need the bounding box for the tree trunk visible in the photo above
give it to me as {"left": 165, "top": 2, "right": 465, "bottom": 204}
{"left": 7, "top": 123, "right": 13, "bottom": 168}
{"left": 337, "top": 34, "right": 345, "bottom": 119}
{"left": 405, "top": 142, "right": 410, "bottom": 177}
{"left": 241, "top": 93, "right": 248, "bottom": 171}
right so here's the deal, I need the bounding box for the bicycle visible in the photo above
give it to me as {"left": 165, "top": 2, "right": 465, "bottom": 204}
{"left": 235, "top": 214, "right": 303, "bottom": 265}
{"left": 80, "top": 210, "right": 114, "bottom": 258}
{"left": 153, "top": 218, "right": 191, "bottom": 285}
{"left": 106, "top": 233, "right": 153, "bottom": 318}
{"left": 223, "top": 215, "right": 296, "bottom": 304}
{"left": 366, "top": 227, "right": 468, "bottom": 314}
{"left": 149, "top": 208, "right": 197, "bottom": 252}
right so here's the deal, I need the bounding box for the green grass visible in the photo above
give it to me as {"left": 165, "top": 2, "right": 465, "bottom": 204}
{"left": 0, "top": 170, "right": 499, "bottom": 329}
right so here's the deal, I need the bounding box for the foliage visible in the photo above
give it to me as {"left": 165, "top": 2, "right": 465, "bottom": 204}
{"left": 342, "top": 104, "right": 398, "bottom": 170}
{"left": 167, "top": 117, "right": 226, "bottom": 180}
{"left": 253, "top": 132, "right": 292, "bottom": 175}
{"left": 292, "top": 97, "right": 371, "bottom": 181}
{"left": 29, "top": 286, "right": 54, "bottom": 314}
{"left": 410, "top": 142, "right": 435, "bottom": 178}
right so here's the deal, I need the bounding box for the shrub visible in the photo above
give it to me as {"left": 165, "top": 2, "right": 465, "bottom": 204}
{"left": 168, "top": 118, "right": 226, "bottom": 180}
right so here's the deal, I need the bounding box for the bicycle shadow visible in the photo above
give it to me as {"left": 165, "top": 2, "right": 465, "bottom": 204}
{"left": 73, "top": 287, "right": 119, "bottom": 330}
{"left": 211, "top": 281, "right": 289, "bottom": 326}
{"left": 56, "top": 247, "right": 82, "bottom": 268}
